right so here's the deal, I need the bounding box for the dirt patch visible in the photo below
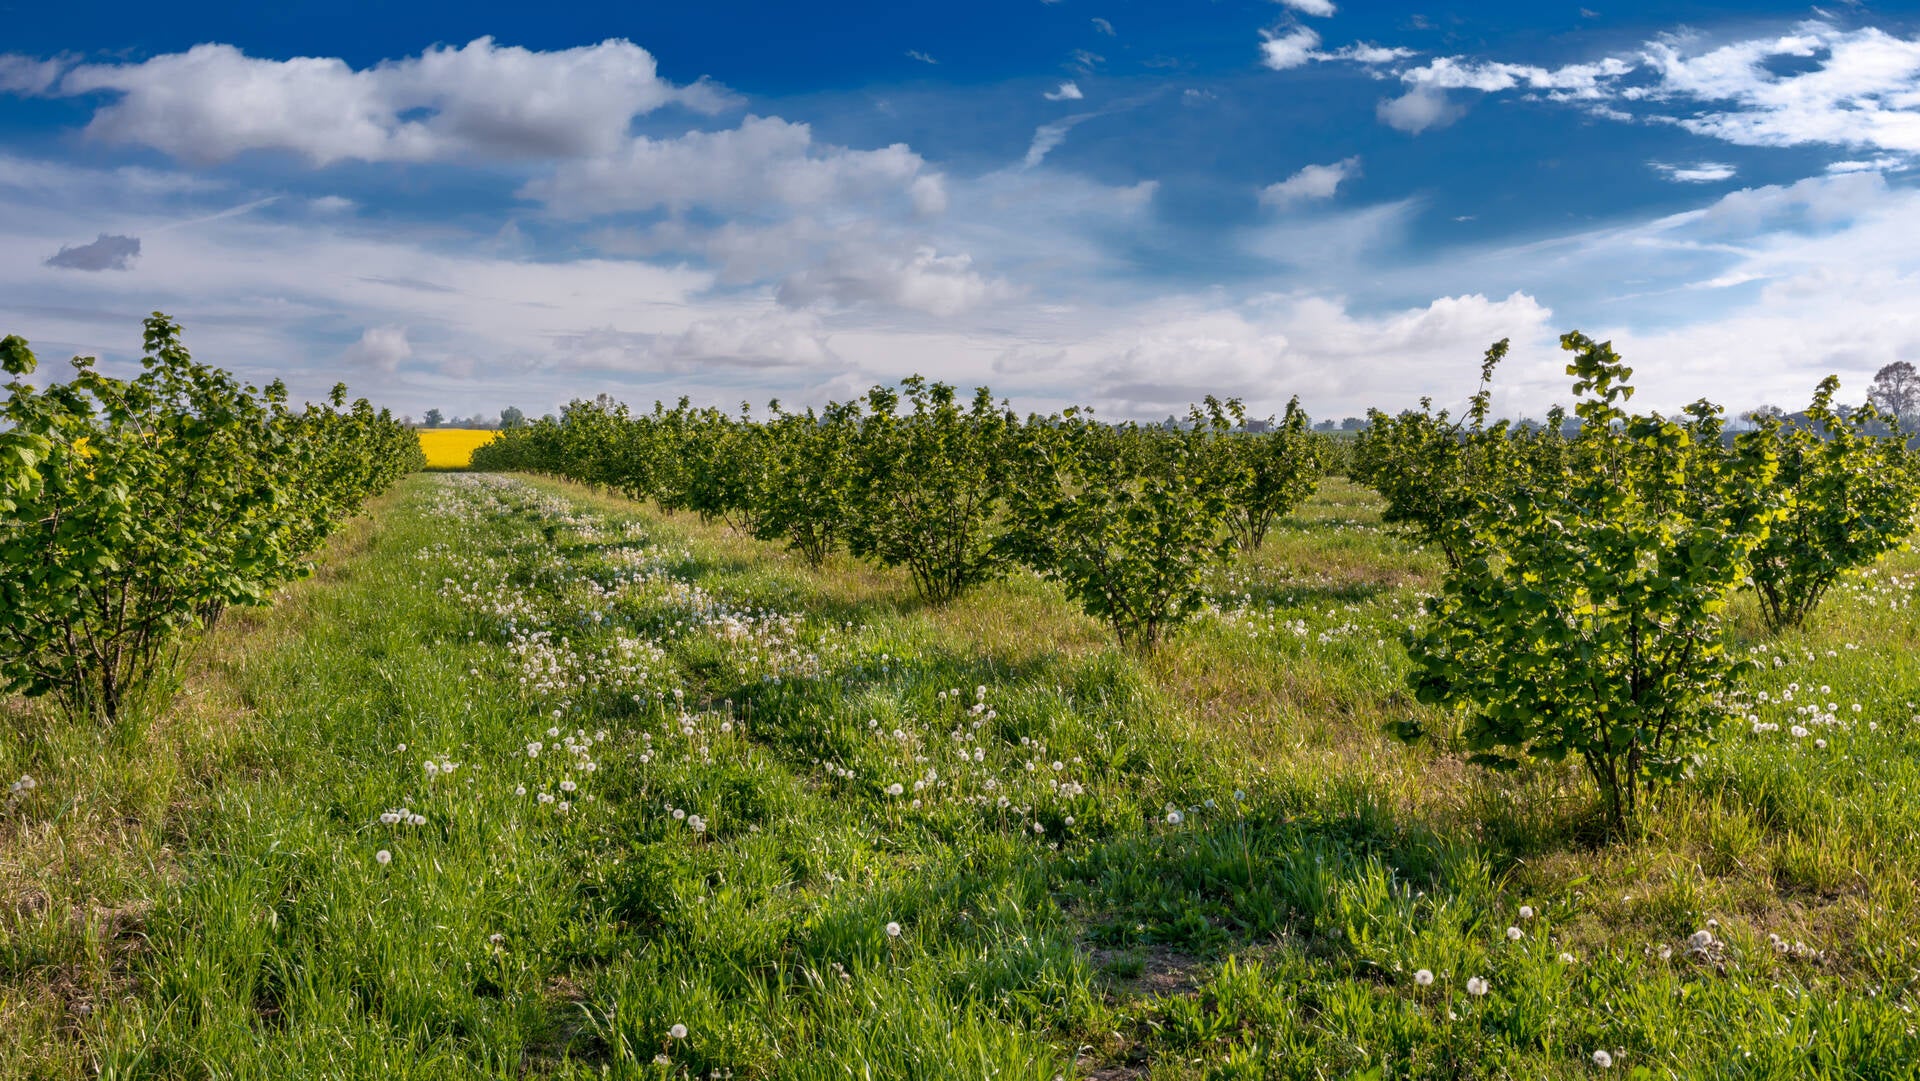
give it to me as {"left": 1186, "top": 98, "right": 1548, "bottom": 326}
{"left": 1091, "top": 944, "right": 1208, "bottom": 996}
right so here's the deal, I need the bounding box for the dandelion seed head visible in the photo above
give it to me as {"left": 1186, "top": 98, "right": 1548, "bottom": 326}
{"left": 1413, "top": 968, "right": 1434, "bottom": 986}
{"left": 1465, "top": 976, "right": 1489, "bottom": 996}
{"left": 1593, "top": 1049, "right": 1613, "bottom": 1068}
{"left": 375, "top": 849, "right": 391, "bottom": 865}
{"left": 885, "top": 921, "right": 902, "bottom": 938}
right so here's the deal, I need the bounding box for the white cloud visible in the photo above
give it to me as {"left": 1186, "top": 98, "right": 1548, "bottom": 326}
{"left": 906, "top": 50, "right": 938, "bottom": 65}
{"left": 341, "top": 326, "right": 413, "bottom": 372}
{"left": 1043, "top": 290, "right": 1558, "bottom": 417}
{"left": 1260, "top": 156, "right": 1360, "bottom": 206}
{"left": 777, "top": 245, "right": 1016, "bottom": 317}
{"left": 1260, "top": 27, "right": 1323, "bottom": 71}
{"left": 1092, "top": 18, "right": 1115, "bottom": 36}
{"left": 524, "top": 115, "right": 937, "bottom": 217}
{"left": 1400, "top": 55, "right": 1634, "bottom": 98}
{"left": 1344, "top": 21, "right": 1920, "bottom": 153}
{"left": 554, "top": 311, "right": 839, "bottom": 375}
{"left": 1651, "top": 161, "right": 1738, "bottom": 183}
{"left": 310, "top": 195, "right": 357, "bottom": 213}
{"left": 1045, "top": 81, "right": 1084, "bottom": 101}
{"left": 1316, "top": 43, "right": 1418, "bottom": 65}
{"left": 1827, "top": 157, "right": 1908, "bottom": 173}
{"left": 1378, "top": 86, "right": 1463, "bottom": 134}
{"left": 0, "top": 53, "right": 68, "bottom": 95}
{"left": 1638, "top": 25, "right": 1920, "bottom": 154}
{"left": 1023, "top": 115, "right": 1097, "bottom": 168}
{"left": 1276, "top": 0, "right": 1337, "bottom": 15}
{"left": 21, "top": 38, "right": 730, "bottom": 165}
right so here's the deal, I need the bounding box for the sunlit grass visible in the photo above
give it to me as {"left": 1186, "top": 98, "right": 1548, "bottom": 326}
{"left": 416, "top": 427, "right": 499, "bottom": 469}
{"left": 4, "top": 473, "right": 1918, "bottom": 1077}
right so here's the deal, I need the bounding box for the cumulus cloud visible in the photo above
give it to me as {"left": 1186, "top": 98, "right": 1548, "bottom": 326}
{"left": 341, "top": 326, "right": 413, "bottom": 372}
{"left": 44, "top": 233, "right": 141, "bottom": 271}
{"left": 10, "top": 38, "right": 730, "bottom": 165}
{"left": 1651, "top": 161, "right": 1737, "bottom": 183}
{"left": 1045, "top": 81, "right": 1085, "bottom": 101}
{"left": 524, "top": 115, "right": 937, "bottom": 217}
{"left": 1260, "top": 27, "right": 1322, "bottom": 71}
{"left": 1377, "top": 86, "right": 1464, "bottom": 134}
{"left": 1260, "top": 157, "right": 1360, "bottom": 206}
{"left": 1277, "top": 0, "right": 1337, "bottom": 15}
{"left": 778, "top": 245, "right": 1015, "bottom": 317}
{"left": 1399, "top": 55, "right": 1634, "bottom": 98}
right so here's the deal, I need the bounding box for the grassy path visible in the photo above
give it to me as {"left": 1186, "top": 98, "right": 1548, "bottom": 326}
{"left": 5, "top": 473, "right": 1920, "bottom": 1078}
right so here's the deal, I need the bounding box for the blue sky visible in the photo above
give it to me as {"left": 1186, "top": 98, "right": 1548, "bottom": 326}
{"left": 2, "top": 1, "right": 1918, "bottom": 422}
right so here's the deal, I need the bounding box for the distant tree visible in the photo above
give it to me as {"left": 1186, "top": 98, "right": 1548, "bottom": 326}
{"left": 423, "top": 408, "right": 444, "bottom": 429}
{"left": 1869, "top": 361, "right": 1919, "bottom": 428}
{"left": 500, "top": 405, "right": 526, "bottom": 429}
{"left": 1340, "top": 416, "right": 1366, "bottom": 431}
{"left": 1314, "top": 419, "right": 1336, "bottom": 432}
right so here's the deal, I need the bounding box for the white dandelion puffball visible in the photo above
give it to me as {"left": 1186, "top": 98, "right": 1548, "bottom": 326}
{"left": 375, "top": 849, "right": 392, "bottom": 865}
{"left": 1506, "top": 926, "right": 1523, "bottom": 941}
{"left": 669, "top": 1023, "right": 687, "bottom": 1040}
{"left": 1465, "top": 976, "right": 1489, "bottom": 996}
{"left": 1593, "top": 1049, "right": 1613, "bottom": 1068}
{"left": 1518, "top": 905, "right": 1534, "bottom": 920}
{"left": 887, "top": 783, "right": 904, "bottom": 796}
{"left": 1689, "top": 929, "right": 1713, "bottom": 949}
{"left": 885, "top": 921, "right": 902, "bottom": 938}
{"left": 1166, "top": 810, "right": 1183, "bottom": 825}
{"left": 1413, "top": 969, "right": 1433, "bottom": 986}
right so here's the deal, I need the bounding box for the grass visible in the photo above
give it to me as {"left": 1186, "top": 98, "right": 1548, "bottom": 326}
{"left": 4, "top": 472, "right": 1920, "bottom": 1078}
{"left": 417, "top": 428, "right": 500, "bottom": 469}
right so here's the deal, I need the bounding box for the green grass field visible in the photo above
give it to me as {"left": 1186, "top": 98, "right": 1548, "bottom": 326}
{"left": 5, "top": 472, "right": 1919, "bottom": 1079}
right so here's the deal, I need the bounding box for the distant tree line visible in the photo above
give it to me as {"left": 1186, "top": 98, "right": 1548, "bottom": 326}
{"left": 412, "top": 406, "right": 528, "bottom": 430}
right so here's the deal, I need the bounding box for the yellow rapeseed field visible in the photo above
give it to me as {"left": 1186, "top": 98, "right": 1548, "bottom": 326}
{"left": 416, "top": 428, "right": 498, "bottom": 469}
